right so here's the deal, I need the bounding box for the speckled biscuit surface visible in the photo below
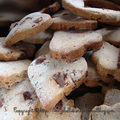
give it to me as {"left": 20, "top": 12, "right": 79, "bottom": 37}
{"left": 5, "top": 12, "right": 53, "bottom": 46}
{"left": 91, "top": 42, "right": 120, "bottom": 82}
{"left": 0, "top": 37, "right": 35, "bottom": 61}
{"left": 0, "top": 59, "right": 31, "bottom": 87}
{"left": 28, "top": 53, "right": 87, "bottom": 111}
{"left": 50, "top": 10, "right": 97, "bottom": 30}
{"left": 0, "top": 78, "right": 40, "bottom": 120}
{"left": 49, "top": 30, "right": 102, "bottom": 61}
{"left": 62, "top": 0, "right": 120, "bottom": 23}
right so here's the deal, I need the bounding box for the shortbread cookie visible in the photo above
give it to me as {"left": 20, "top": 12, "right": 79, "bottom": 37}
{"left": 96, "top": 26, "right": 120, "bottom": 47}
{"left": 40, "top": 2, "right": 61, "bottom": 15}
{"left": 84, "top": 52, "right": 116, "bottom": 87}
{"left": 49, "top": 30, "right": 102, "bottom": 61}
{"left": 22, "top": 30, "right": 53, "bottom": 44}
{"left": 84, "top": 0, "right": 120, "bottom": 10}
{"left": 62, "top": 0, "right": 120, "bottom": 23}
{"left": 89, "top": 103, "right": 120, "bottom": 120}
{"left": 28, "top": 53, "right": 87, "bottom": 111}
{"left": 0, "top": 77, "right": 40, "bottom": 120}
{"left": 0, "top": 59, "right": 31, "bottom": 87}
{"left": 5, "top": 12, "right": 53, "bottom": 46}
{"left": 104, "top": 89, "right": 120, "bottom": 106}
{"left": 0, "top": 37, "right": 35, "bottom": 61}
{"left": 91, "top": 42, "right": 120, "bottom": 82}
{"left": 35, "top": 98, "right": 82, "bottom": 120}
{"left": 50, "top": 10, "right": 97, "bottom": 30}
{"left": 35, "top": 41, "right": 50, "bottom": 59}
{"left": 75, "top": 93, "right": 104, "bottom": 120}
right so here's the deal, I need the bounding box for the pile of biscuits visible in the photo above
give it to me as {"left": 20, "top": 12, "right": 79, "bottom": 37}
{"left": 0, "top": 0, "right": 120, "bottom": 119}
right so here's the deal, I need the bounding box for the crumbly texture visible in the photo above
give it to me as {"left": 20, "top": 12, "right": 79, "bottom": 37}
{"left": 49, "top": 30, "right": 102, "bottom": 61}
{"left": 89, "top": 103, "right": 120, "bottom": 120}
{"left": 35, "top": 41, "right": 50, "bottom": 59}
{"left": 84, "top": 52, "right": 116, "bottom": 87}
{"left": 104, "top": 89, "right": 120, "bottom": 106}
{"left": 28, "top": 53, "right": 87, "bottom": 111}
{"left": 62, "top": 0, "right": 120, "bottom": 23}
{"left": 91, "top": 42, "right": 120, "bottom": 82}
{"left": 0, "top": 59, "right": 31, "bottom": 87}
{"left": 96, "top": 26, "right": 120, "bottom": 47}
{"left": 75, "top": 93, "right": 104, "bottom": 120}
{"left": 50, "top": 10, "right": 97, "bottom": 30}
{"left": 5, "top": 12, "right": 53, "bottom": 46}
{"left": 35, "top": 98, "right": 81, "bottom": 120}
{"left": 0, "top": 78, "right": 40, "bottom": 120}
{"left": 0, "top": 37, "right": 35, "bottom": 61}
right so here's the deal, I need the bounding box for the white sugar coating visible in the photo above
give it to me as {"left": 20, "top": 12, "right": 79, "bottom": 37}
{"left": 28, "top": 53, "right": 87, "bottom": 110}
{"left": 0, "top": 78, "right": 40, "bottom": 120}
{"left": 50, "top": 30, "right": 102, "bottom": 53}
{"left": 92, "top": 42, "right": 120, "bottom": 81}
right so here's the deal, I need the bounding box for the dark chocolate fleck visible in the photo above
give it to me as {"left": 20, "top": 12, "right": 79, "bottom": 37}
{"left": 69, "top": 26, "right": 75, "bottom": 30}
{"left": 36, "top": 56, "right": 46, "bottom": 64}
{"left": 61, "top": 55, "right": 66, "bottom": 59}
{"left": 52, "top": 72, "right": 67, "bottom": 87}
{"left": 0, "top": 98, "right": 4, "bottom": 108}
{"left": 5, "top": 82, "right": 9, "bottom": 85}
{"left": 117, "top": 49, "right": 120, "bottom": 68}
{"left": 98, "top": 80, "right": 109, "bottom": 86}
{"left": 20, "top": 17, "right": 32, "bottom": 25}
{"left": 53, "top": 100, "right": 63, "bottom": 110}
{"left": 86, "top": 71, "right": 88, "bottom": 77}
{"left": 87, "top": 46, "right": 93, "bottom": 51}
{"left": 18, "top": 52, "right": 28, "bottom": 60}
{"left": 32, "top": 24, "right": 35, "bottom": 27}
{"left": 23, "top": 91, "right": 32, "bottom": 101}
{"left": 34, "top": 17, "right": 43, "bottom": 23}
{"left": 107, "top": 74, "right": 114, "bottom": 78}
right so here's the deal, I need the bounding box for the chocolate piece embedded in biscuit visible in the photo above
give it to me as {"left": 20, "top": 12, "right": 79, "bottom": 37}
{"left": 117, "top": 49, "right": 120, "bottom": 68}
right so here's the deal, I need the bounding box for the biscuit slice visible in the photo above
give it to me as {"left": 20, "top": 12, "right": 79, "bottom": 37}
{"left": 62, "top": 0, "right": 120, "bottom": 23}
{"left": 35, "top": 98, "right": 82, "bottom": 120}
{"left": 5, "top": 12, "right": 53, "bottom": 46}
{"left": 96, "top": 26, "right": 120, "bottom": 47}
{"left": 0, "top": 77, "right": 40, "bottom": 120}
{"left": 0, "top": 59, "right": 31, "bottom": 87}
{"left": 35, "top": 41, "right": 50, "bottom": 59}
{"left": 89, "top": 103, "right": 120, "bottom": 120}
{"left": 91, "top": 42, "right": 120, "bottom": 82}
{"left": 50, "top": 10, "right": 97, "bottom": 30}
{"left": 49, "top": 30, "right": 102, "bottom": 61}
{"left": 104, "top": 89, "right": 120, "bottom": 106}
{"left": 0, "top": 37, "right": 35, "bottom": 61}
{"left": 28, "top": 53, "right": 87, "bottom": 111}
{"left": 75, "top": 93, "right": 104, "bottom": 120}
{"left": 84, "top": 52, "right": 116, "bottom": 87}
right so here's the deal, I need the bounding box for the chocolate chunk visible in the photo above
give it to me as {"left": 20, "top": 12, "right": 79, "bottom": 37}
{"left": 69, "top": 26, "right": 75, "bottom": 30}
{"left": 34, "top": 17, "right": 43, "bottom": 23}
{"left": 5, "top": 82, "right": 9, "bottom": 85}
{"left": 36, "top": 56, "right": 46, "bottom": 64}
{"left": 0, "top": 98, "right": 4, "bottom": 108}
{"left": 98, "top": 80, "right": 109, "bottom": 86}
{"left": 18, "top": 52, "right": 28, "bottom": 60}
{"left": 20, "top": 17, "right": 32, "bottom": 25}
{"left": 61, "top": 55, "right": 66, "bottom": 59}
{"left": 107, "top": 74, "right": 114, "bottom": 78}
{"left": 53, "top": 100, "right": 63, "bottom": 110}
{"left": 23, "top": 91, "right": 32, "bottom": 101}
{"left": 117, "top": 49, "right": 120, "bottom": 68}
{"left": 87, "top": 46, "right": 93, "bottom": 51}
{"left": 52, "top": 72, "right": 67, "bottom": 87}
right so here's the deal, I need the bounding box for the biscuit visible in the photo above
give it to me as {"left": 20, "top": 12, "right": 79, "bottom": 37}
{"left": 50, "top": 10, "right": 97, "bottom": 30}
{"left": 96, "top": 26, "right": 120, "bottom": 47}
{"left": 75, "top": 93, "right": 104, "bottom": 120}
{"left": 5, "top": 12, "right": 53, "bottom": 46}
{"left": 62, "top": 0, "right": 120, "bottom": 23}
{"left": 49, "top": 30, "right": 102, "bottom": 61}
{"left": 91, "top": 42, "right": 120, "bottom": 82}
{"left": 35, "top": 98, "right": 82, "bottom": 120}
{"left": 0, "top": 37, "right": 35, "bottom": 61}
{"left": 40, "top": 2, "right": 61, "bottom": 15}
{"left": 0, "top": 77, "right": 40, "bottom": 120}
{"left": 84, "top": 52, "right": 116, "bottom": 87}
{"left": 22, "top": 30, "right": 53, "bottom": 44}
{"left": 28, "top": 53, "right": 87, "bottom": 111}
{"left": 89, "top": 103, "right": 120, "bottom": 120}
{"left": 0, "top": 59, "right": 31, "bottom": 87}
{"left": 35, "top": 41, "right": 50, "bottom": 59}
{"left": 104, "top": 89, "right": 120, "bottom": 106}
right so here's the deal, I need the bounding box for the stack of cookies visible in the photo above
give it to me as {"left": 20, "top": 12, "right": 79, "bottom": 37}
{"left": 0, "top": 0, "right": 120, "bottom": 119}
